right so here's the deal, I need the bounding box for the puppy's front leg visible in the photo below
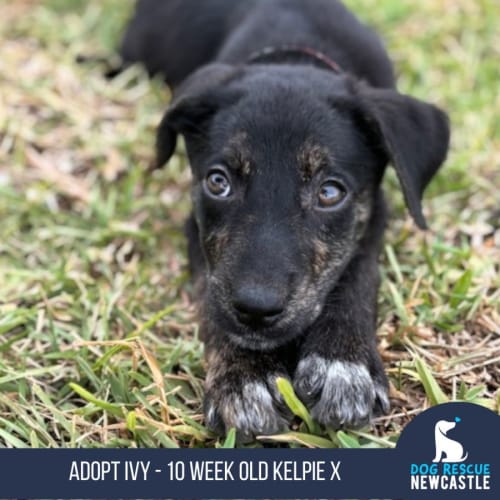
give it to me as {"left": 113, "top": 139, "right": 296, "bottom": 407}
{"left": 294, "top": 250, "right": 390, "bottom": 429}
{"left": 186, "top": 216, "right": 291, "bottom": 441}
{"left": 203, "top": 336, "right": 293, "bottom": 442}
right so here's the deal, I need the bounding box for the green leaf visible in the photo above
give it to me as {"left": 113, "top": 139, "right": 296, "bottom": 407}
{"left": 349, "top": 430, "right": 396, "bottom": 448}
{"left": 30, "top": 430, "right": 40, "bottom": 447}
{"left": 385, "top": 245, "right": 404, "bottom": 284}
{"left": 422, "top": 240, "right": 437, "bottom": 276}
{"left": 414, "top": 357, "right": 448, "bottom": 405}
{"left": 69, "top": 382, "right": 123, "bottom": 416}
{"left": 126, "top": 410, "right": 137, "bottom": 432}
{"left": 464, "top": 385, "right": 486, "bottom": 401}
{"left": 336, "top": 430, "right": 361, "bottom": 448}
{"left": 222, "top": 428, "right": 236, "bottom": 448}
{"left": 469, "top": 398, "right": 496, "bottom": 411}
{"left": 0, "top": 428, "right": 27, "bottom": 448}
{"left": 258, "top": 431, "right": 335, "bottom": 448}
{"left": 169, "top": 425, "right": 210, "bottom": 441}
{"left": 0, "top": 313, "right": 30, "bottom": 336}
{"left": 450, "top": 269, "right": 473, "bottom": 308}
{"left": 276, "top": 377, "right": 318, "bottom": 434}
{"left": 387, "top": 281, "right": 409, "bottom": 323}
{"left": 457, "top": 380, "right": 467, "bottom": 400}
{"left": 0, "top": 366, "right": 60, "bottom": 385}
{"left": 93, "top": 305, "right": 177, "bottom": 371}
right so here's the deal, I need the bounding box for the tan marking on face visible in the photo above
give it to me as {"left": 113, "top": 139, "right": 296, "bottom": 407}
{"left": 204, "top": 227, "right": 230, "bottom": 262}
{"left": 311, "top": 238, "right": 331, "bottom": 276}
{"left": 297, "top": 140, "right": 332, "bottom": 181}
{"left": 354, "top": 190, "right": 373, "bottom": 239}
{"left": 223, "top": 131, "right": 251, "bottom": 175}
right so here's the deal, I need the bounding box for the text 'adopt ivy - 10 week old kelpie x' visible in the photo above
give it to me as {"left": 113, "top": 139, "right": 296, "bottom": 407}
{"left": 118, "top": 0, "right": 450, "bottom": 442}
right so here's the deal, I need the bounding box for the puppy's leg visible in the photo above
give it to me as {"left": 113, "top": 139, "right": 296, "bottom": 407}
{"left": 186, "top": 216, "right": 292, "bottom": 440}
{"left": 203, "top": 335, "right": 294, "bottom": 443}
{"left": 294, "top": 247, "right": 389, "bottom": 429}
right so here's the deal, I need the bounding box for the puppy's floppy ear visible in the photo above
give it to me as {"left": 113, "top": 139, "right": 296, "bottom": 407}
{"left": 360, "top": 86, "right": 450, "bottom": 229}
{"left": 156, "top": 63, "right": 241, "bottom": 168}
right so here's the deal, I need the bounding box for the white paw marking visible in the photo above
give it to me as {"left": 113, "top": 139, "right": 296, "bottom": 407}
{"left": 295, "top": 355, "right": 388, "bottom": 428}
{"left": 207, "top": 381, "right": 288, "bottom": 438}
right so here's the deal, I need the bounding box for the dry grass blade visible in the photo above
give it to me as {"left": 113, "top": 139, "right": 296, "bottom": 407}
{"left": 25, "top": 147, "right": 91, "bottom": 203}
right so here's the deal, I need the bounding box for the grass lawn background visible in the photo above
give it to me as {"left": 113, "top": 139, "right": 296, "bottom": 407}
{"left": 0, "top": 0, "right": 498, "bottom": 448}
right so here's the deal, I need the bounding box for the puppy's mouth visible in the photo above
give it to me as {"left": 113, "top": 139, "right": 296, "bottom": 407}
{"left": 227, "top": 317, "right": 294, "bottom": 350}
{"left": 224, "top": 318, "right": 301, "bottom": 351}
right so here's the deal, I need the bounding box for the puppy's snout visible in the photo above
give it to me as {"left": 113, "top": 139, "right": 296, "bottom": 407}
{"left": 232, "top": 285, "right": 285, "bottom": 326}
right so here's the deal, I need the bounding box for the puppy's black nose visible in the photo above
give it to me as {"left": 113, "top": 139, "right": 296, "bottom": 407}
{"left": 233, "top": 286, "right": 285, "bottom": 326}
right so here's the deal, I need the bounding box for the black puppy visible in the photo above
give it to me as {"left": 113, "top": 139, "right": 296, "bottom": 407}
{"left": 120, "top": 0, "right": 449, "bottom": 441}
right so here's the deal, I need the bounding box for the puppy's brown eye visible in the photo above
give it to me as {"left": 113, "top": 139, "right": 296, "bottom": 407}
{"left": 318, "top": 180, "right": 346, "bottom": 208}
{"left": 205, "top": 169, "right": 232, "bottom": 198}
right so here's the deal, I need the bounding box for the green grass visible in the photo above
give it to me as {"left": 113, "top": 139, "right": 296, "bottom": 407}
{"left": 0, "top": 0, "right": 498, "bottom": 448}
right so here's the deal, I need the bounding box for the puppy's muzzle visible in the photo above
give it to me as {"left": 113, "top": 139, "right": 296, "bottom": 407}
{"left": 232, "top": 283, "right": 286, "bottom": 327}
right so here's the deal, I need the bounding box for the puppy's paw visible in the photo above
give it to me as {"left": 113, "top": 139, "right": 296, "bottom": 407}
{"left": 293, "top": 355, "right": 389, "bottom": 429}
{"left": 204, "top": 375, "right": 292, "bottom": 443}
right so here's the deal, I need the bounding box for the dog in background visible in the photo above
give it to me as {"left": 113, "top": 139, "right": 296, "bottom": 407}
{"left": 118, "top": 0, "right": 449, "bottom": 441}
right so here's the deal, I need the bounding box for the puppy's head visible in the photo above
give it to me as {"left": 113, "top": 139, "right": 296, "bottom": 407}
{"left": 436, "top": 420, "right": 456, "bottom": 435}
{"left": 157, "top": 63, "right": 449, "bottom": 350}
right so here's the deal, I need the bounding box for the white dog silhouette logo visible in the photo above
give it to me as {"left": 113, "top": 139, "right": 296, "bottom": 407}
{"left": 432, "top": 417, "right": 468, "bottom": 463}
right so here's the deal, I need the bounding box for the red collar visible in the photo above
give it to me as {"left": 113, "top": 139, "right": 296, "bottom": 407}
{"left": 247, "top": 45, "right": 341, "bottom": 73}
